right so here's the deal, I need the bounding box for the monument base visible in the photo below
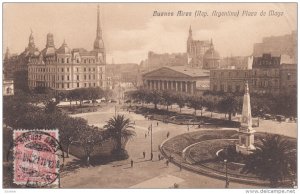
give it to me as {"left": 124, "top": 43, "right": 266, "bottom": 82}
{"left": 236, "top": 144, "right": 256, "bottom": 155}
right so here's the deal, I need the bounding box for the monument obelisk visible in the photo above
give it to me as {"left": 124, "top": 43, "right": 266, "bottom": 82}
{"left": 236, "top": 81, "right": 256, "bottom": 155}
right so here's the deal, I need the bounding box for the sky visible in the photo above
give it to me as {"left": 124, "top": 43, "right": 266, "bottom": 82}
{"left": 3, "top": 3, "right": 297, "bottom": 64}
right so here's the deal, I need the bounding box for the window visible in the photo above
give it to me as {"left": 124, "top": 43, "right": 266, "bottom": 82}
{"left": 89, "top": 83, "right": 91, "bottom": 87}
{"left": 93, "top": 83, "right": 96, "bottom": 87}
{"left": 67, "top": 75, "right": 69, "bottom": 80}
{"left": 93, "top": 68, "right": 95, "bottom": 71}
{"left": 93, "top": 75, "right": 95, "bottom": 79}
{"left": 77, "top": 83, "right": 79, "bottom": 88}
{"left": 62, "top": 75, "right": 64, "bottom": 81}
{"left": 220, "top": 84, "right": 224, "bottom": 92}
{"left": 84, "top": 68, "right": 86, "bottom": 72}
{"left": 67, "top": 68, "right": 69, "bottom": 72}
{"left": 62, "top": 68, "right": 64, "bottom": 72}
{"left": 67, "top": 83, "right": 69, "bottom": 88}
{"left": 62, "top": 58, "right": 65, "bottom": 63}
{"left": 62, "top": 83, "right": 64, "bottom": 88}
{"left": 84, "top": 83, "right": 87, "bottom": 87}
{"left": 77, "top": 59, "right": 79, "bottom": 63}
{"left": 84, "top": 75, "right": 86, "bottom": 80}
{"left": 287, "top": 73, "right": 291, "bottom": 80}
{"left": 89, "top": 68, "right": 91, "bottom": 72}
{"left": 77, "top": 68, "right": 79, "bottom": 72}
{"left": 67, "top": 58, "right": 69, "bottom": 63}
{"left": 77, "top": 75, "right": 79, "bottom": 80}
{"left": 89, "top": 75, "right": 91, "bottom": 80}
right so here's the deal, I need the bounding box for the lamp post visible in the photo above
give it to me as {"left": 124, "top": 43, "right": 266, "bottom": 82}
{"left": 149, "top": 123, "right": 153, "bottom": 160}
{"left": 224, "top": 159, "right": 229, "bottom": 188}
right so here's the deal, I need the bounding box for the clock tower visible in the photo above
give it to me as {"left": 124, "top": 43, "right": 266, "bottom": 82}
{"left": 236, "top": 81, "right": 256, "bottom": 155}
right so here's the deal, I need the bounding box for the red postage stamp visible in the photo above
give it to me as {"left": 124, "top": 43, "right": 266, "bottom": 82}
{"left": 13, "top": 129, "right": 61, "bottom": 187}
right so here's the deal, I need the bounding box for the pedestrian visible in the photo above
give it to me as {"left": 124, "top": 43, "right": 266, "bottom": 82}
{"left": 166, "top": 160, "right": 169, "bottom": 167}
{"left": 158, "top": 154, "right": 161, "bottom": 161}
{"left": 130, "top": 159, "right": 133, "bottom": 168}
{"left": 187, "top": 125, "right": 189, "bottom": 131}
{"left": 145, "top": 133, "right": 147, "bottom": 138}
{"left": 143, "top": 151, "right": 146, "bottom": 158}
{"left": 157, "top": 122, "right": 159, "bottom": 126}
{"left": 151, "top": 152, "right": 153, "bottom": 160}
{"left": 167, "top": 131, "right": 170, "bottom": 138}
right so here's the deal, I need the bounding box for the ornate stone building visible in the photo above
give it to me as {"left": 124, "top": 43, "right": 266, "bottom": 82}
{"left": 3, "top": 31, "right": 39, "bottom": 91}
{"left": 27, "top": 6, "right": 106, "bottom": 91}
{"left": 210, "top": 53, "right": 297, "bottom": 96}
{"left": 187, "top": 26, "right": 220, "bottom": 69}
{"left": 142, "top": 66, "right": 210, "bottom": 94}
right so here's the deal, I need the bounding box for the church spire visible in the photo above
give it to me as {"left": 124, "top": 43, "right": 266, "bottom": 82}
{"left": 96, "top": 4, "right": 102, "bottom": 38}
{"left": 28, "top": 29, "right": 35, "bottom": 48}
{"left": 188, "top": 25, "right": 192, "bottom": 39}
{"left": 93, "top": 4, "right": 105, "bottom": 52}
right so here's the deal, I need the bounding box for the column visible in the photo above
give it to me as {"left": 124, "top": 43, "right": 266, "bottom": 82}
{"left": 179, "top": 81, "right": 183, "bottom": 92}
{"left": 191, "top": 81, "right": 194, "bottom": 94}
{"left": 186, "top": 81, "right": 188, "bottom": 93}
{"left": 175, "top": 81, "right": 178, "bottom": 92}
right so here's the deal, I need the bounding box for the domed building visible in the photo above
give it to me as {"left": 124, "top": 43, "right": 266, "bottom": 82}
{"left": 27, "top": 5, "right": 106, "bottom": 90}
{"left": 203, "top": 40, "right": 221, "bottom": 69}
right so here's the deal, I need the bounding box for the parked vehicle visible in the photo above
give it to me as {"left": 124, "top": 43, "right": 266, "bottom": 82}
{"left": 275, "top": 115, "right": 286, "bottom": 122}
{"left": 263, "top": 114, "right": 274, "bottom": 120}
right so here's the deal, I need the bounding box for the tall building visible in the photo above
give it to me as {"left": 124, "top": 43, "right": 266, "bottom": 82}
{"left": 28, "top": 5, "right": 106, "bottom": 91}
{"left": 253, "top": 31, "right": 297, "bottom": 58}
{"left": 3, "top": 30, "right": 39, "bottom": 91}
{"left": 187, "top": 26, "right": 220, "bottom": 69}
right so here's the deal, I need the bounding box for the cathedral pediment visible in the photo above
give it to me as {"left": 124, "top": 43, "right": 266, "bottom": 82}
{"left": 143, "top": 67, "right": 194, "bottom": 79}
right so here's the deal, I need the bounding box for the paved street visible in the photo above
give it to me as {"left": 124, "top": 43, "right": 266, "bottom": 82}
{"left": 62, "top": 104, "right": 296, "bottom": 188}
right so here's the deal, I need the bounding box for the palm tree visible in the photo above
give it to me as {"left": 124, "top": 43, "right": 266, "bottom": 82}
{"left": 104, "top": 115, "right": 136, "bottom": 159}
{"left": 241, "top": 134, "right": 296, "bottom": 187}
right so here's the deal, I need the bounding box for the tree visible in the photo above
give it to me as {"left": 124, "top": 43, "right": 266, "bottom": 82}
{"left": 161, "top": 91, "right": 174, "bottom": 111}
{"left": 217, "top": 94, "right": 240, "bottom": 121}
{"left": 104, "top": 115, "right": 136, "bottom": 159}
{"left": 187, "top": 95, "right": 203, "bottom": 115}
{"left": 242, "top": 135, "right": 296, "bottom": 187}
{"left": 78, "top": 127, "right": 103, "bottom": 166}
{"left": 60, "top": 117, "right": 88, "bottom": 158}
{"left": 175, "top": 93, "right": 186, "bottom": 113}
{"left": 148, "top": 90, "right": 162, "bottom": 109}
{"left": 205, "top": 96, "right": 218, "bottom": 118}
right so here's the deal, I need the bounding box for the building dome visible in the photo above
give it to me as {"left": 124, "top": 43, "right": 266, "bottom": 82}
{"left": 203, "top": 47, "right": 220, "bottom": 60}
{"left": 203, "top": 42, "right": 221, "bottom": 69}
{"left": 57, "top": 40, "right": 71, "bottom": 54}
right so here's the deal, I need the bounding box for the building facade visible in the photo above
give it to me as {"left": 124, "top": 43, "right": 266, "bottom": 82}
{"left": 210, "top": 53, "right": 297, "bottom": 96}
{"left": 27, "top": 6, "right": 106, "bottom": 91}
{"left": 146, "top": 51, "right": 187, "bottom": 71}
{"left": 143, "top": 66, "right": 210, "bottom": 94}
{"left": 210, "top": 69, "right": 252, "bottom": 93}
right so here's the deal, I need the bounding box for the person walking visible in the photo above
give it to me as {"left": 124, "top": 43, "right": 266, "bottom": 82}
{"left": 151, "top": 153, "right": 153, "bottom": 160}
{"left": 145, "top": 133, "right": 147, "bottom": 138}
{"left": 158, "top": 154, "right": 161, "bottom": 161}
{"left": 143, "top": 151, "right": 146, "bottom": 158}
{"left": 130, "top": 159, "right": 134, "bottom": 168}
{"left": 166, "top": 131, "right": 170, "bottom": 138}
{"left": 166, "top": 160, "right": 169, "bottom": 167}
{"left": 187, "top": 125, "right": 189, "bottom": 131}
{"left": 157, "top": 122, "right": 159, "bottom": 126}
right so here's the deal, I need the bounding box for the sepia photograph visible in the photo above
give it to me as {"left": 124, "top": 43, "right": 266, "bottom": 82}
{"left": 2, "top": 1, "right": 298, "bottom": 191}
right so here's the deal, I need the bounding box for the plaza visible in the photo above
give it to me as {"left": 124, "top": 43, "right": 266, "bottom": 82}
{"left": 61, "top": 103, "right": 296, "bottom": 188}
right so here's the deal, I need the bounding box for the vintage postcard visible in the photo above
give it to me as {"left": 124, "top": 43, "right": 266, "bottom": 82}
{"left": 2, "top": 2, "right": 297, "bottom": 192}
